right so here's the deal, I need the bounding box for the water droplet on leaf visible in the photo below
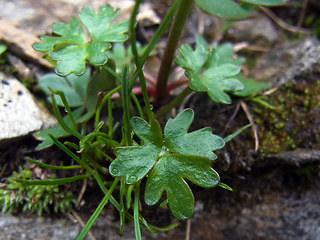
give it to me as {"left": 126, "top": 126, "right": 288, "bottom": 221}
{"left": 111, "top": 167, "right": 119, "bottom": 175}
{"left": 128, "top": 175, "right": 137, "bottom": 184}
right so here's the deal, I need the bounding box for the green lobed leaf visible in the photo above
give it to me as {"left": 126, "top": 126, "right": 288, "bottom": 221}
{"left": 176, "top": 35, "right": 244, "bottom": 104}
{"left": 33, "top": 5, "right": 128, "bottom": 76}
{"left": 109, "top": 118, "right": 162, "bottom": 184}
{"left": 109, "top": 109, "right": 224, "bottom": 219}
{"left": 164, "top": 109, "right": 224, "bottom": 160}
{"left": 145, "top": 153, "right": 220, "bottom": 220}
{"left": 175, "top": 35, "right": 208, "bottom": 73}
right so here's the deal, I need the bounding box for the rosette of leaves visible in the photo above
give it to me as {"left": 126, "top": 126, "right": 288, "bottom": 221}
{"left": 33, "top": 4, "right": 128, "bottom": 76}
{"left": 110, "top": 109, "right": 225, "bottom": 219}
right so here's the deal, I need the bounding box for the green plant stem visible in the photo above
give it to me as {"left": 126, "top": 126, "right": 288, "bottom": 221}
{"left": 119, "top": 177, "right": 126, "bottom": 235}
{"left": 156, "top": 0, "right": 193, "bottom": 102}
{"left": 76, "top": 178, "right": 119, "bottom": 240}
{"left": 49, "top": 135, "right": 93, "bottom": 173}
{"left": 50, "top": 134, "right": 177, "bottom": 233}
{"left": 126, "top": 184, "right": 134, "bottom": 209}
{"left": 108, "top": 96, "right": 113, "bottom": 138}
{"left": 129, "top": 0, "right": 153, "bottom": 121}
{"left": 16, "top": 174, "right": 92, "bottom": 186}
{"left": 80, "top": 132, "right": 119, "bottom": 148}
{"left": 93, "top": 172, "right": 178, "bottom": 233}
{"left": 50, "top": 94, "right": 83, "bottom": 140}
{"left": 128, "top": 0, "right": 181, "bottom": 90}
{"left": 50, "top": 89, "right": 78, "bottom": 132}
{"left": 26, "top": 158, "right": 81, "bottom": 170}
{"left": 103, "top": 64, "right": 123, "bottom": 82}
{"left": 95, "top": 86, "right": 121, "bottom": 127}
{"left": 121, "top": 67, "right": 132, "bottom": 145}
{"left": 156, "top": 86, "right": 193, "bottom": 118}
{"left": 134, "top": 183, "right": 142, "bottom": 240}
{"left": 63, "top": 141, "right": 81, "bottom": 151}
{"left": 82, "top": 152, "right": 108, "bottom": 176}
{"left": 131, "top": 92, "right": 144, "bottom": 118}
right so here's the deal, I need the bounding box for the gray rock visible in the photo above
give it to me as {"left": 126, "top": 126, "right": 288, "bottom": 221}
{"left": 0, "top": 73, "right": 56, "bottom": 144}
{"left": 226, "top": 16, "right": 279, "bottom": 46}
{"left": 251, "top": 37, "right": 320, "bottom": 85}
{"left": 0, "top": 213, "right": 80, "bottom": 240}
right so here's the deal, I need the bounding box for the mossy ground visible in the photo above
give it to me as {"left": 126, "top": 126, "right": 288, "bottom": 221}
{"left": 252, "top": 80, "right": 320, "bottom": 154}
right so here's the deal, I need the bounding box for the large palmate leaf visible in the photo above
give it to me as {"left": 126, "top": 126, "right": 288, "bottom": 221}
{"left": 33, "top": 5, "right": 128, "bottom": 76}
{"left": 176, "top": 35, "right": 244, "bottom": 104}
{"left": 109, "top": 109, "right": 224, "bottom": 219}
{"left": 195, "top": 0, "right": 286, "bottom": 19}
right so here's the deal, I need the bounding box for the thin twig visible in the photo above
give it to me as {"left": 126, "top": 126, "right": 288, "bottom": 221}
{"left": 240, "top": 101, "right": 259, "bottom": 152}
{"left": 185, "top": 219, "right": 191, "bottom": 240}
{"left": 233, "top": 42, "right": 271, "bottom": 52}
{"left": 67, "top": 210, "right": 97, "bottom": 240}
{"left": 259, "top": 6, "right": 310, "bottom": 34}
{"left": 297, "top": 0, "right": 309, "bottom": 27}
{"left": 178, "top": 91, "right": 195, "bottom": 112}
{"left": 76, "top": 178, "right": 87, "bottom": 208}
{"left": 220, "top": 102, "right": 241, "bottom": 136}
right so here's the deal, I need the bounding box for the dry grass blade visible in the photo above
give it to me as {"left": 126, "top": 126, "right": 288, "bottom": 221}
{"left": 259, "top": 6, "right": 310, "bottom": 34}
{"left": 240, "top": 101, "right": 259, "bottom": 152}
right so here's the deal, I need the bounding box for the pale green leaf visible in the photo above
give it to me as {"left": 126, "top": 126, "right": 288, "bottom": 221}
{"left": 38, "top": 69, "right": 91, "bottom": 107}
{"left": 195, "top": 0, "right": 251, "bottom": 19}
{"left": 33, "top": 5, "right": 128, "bottom": 76}
{"left": 241, "top": 0, "right": 286, "bottom": 6}
{"left": 0, "top": 44, "right": 7, "bottom": 55}
{"left": 234, "top": 75, "right": 270, "bottom": 97}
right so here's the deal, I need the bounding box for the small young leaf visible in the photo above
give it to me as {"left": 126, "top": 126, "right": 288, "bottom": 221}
{"left": 33, "top": 5, "right": 128, "bottom": 76}
{"left": 108, "top": 43, "right": 148, "bottom": 73}
{"left": 109, "top": 109, "right": 224, "bottom": 219}
{"left": 176, "top": 35, "right": 244, "bottom": 104}
{"left": 0, "top": 44, "right": 7, "bottom": 55}
{"left": 175, "top": 35, "right": 208, "bottom": 73}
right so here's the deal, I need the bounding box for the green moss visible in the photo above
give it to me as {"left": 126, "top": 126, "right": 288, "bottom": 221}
{"left": 252, "top": 80, "right": 320, "bottom": 154}
{"left": 0, "top": 166, "right": 77, "bottom": 215}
